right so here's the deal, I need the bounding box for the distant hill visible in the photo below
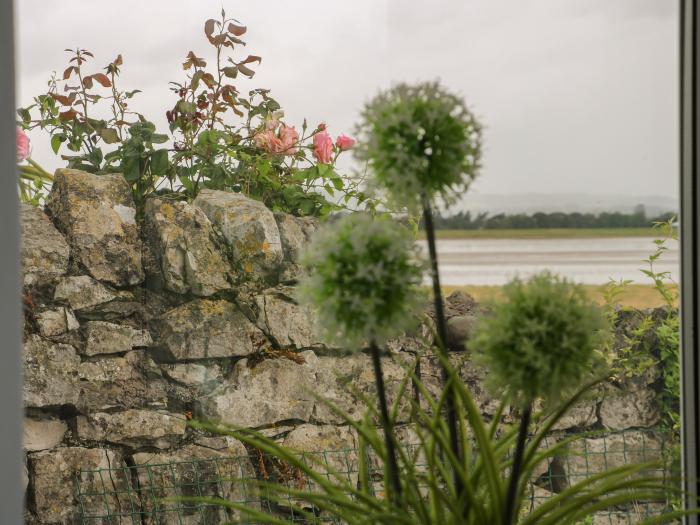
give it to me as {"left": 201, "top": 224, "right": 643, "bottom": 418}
{"left": 448, "top": 193, "right": 678, "bottom": 218}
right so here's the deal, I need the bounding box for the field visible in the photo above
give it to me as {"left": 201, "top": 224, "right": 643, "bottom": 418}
{"left": 427, "top": 227, "right": 659, "bottom": 240}
{"left": 441, "top": 283, "right": 675, "bottom": 309}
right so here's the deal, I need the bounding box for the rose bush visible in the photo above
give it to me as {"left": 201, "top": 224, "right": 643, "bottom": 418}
{"left": 17, "top": 10, "right": 372, "bottom": 216}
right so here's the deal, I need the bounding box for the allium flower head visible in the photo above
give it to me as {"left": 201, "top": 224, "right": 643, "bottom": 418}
{"left": 470, "top": 271, "right": 608, "bottom": 407}
{"left": 355, "top": 81, "right": 482, "bottom": 211}
{"left": 298, "top": 214, "right": 425, "bottom": 349}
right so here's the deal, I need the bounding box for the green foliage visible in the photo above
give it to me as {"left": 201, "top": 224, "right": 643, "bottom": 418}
{"left": 355, "top": 81, "right": 482, "bottom": 211}
{"left": 298, "top": 214, "right": 425, "bottom": 349}
{"left": 470, "top": 272, "right": 608, "bottom": 407}
{"left": 607, "top": 219, "right": 680, "bottom": 432}
{"left": 190, "top": 357, "right": 685, "bottom": 525}
{"left": 17, "top": 11, "right": 372, "bottom": 216}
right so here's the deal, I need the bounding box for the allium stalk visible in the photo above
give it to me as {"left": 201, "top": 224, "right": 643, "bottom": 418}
{"left": 421, "top": 196, "right": 463, "bottom": 499}
{"left": 369, "top": 340, "right": 402, "bottom": 501}
{"left": 299, "top": 214, "right": 425, "bottom": 505}
{"left": 470, "top": 272, "right": 608, "bottom": 525}
{"left": 355, "top": 81, "right": 483, "bottom": 516}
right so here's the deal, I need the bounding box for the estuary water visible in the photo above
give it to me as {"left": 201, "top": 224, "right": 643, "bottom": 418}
{"left": 418, "top": 237, "right": 680, "bottom": 286}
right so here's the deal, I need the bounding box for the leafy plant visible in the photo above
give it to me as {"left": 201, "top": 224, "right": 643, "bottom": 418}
{"left": 604, "top": 219, "right": 680, "bottom": 432}
{"left": 183, "top": 267, "right": 693, "bottom": 524}
{"left": 17, "top": 11, "right": 372, "bottom": 216}
{"left": 298, "top": 213, "right": 425, "bottom": 502}
{"left": 190, "top": 355, "right": 687, "bottom": 524}
{"left": 355, "top": 81, "right": 483, "bottom": 508}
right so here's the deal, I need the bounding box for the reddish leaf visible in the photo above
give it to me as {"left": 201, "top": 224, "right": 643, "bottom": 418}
{"left": 82, "top": 50, "right": 94, "bottom": 57}
{"left": 82, "top": 76, "right": 94, "bottom": 89}
{"left": 201, "top": 72, "right": 216, "bottom": 88}
{"left": 237, "top": 64, "right": 255, "bottom": 78}
{"left": 204, "top": 18, "right": 216, "bottom": 36}
{"left": 50, "top": 93, "right": 72, "bottom": 106}
{"left": 59, "top": 109, "right": 78, "bottom": 121}
{"left": 228, "top": 21, "right": 247, "bottom": 36}
{"left": 239, "top": 55, "right": 261, "bottom": 65}
{"left": 62, "top": 66, "right": 76, "bottom": 80}
{"left": 91, "top": 73, "right": 112, "bottom": 87}
{"left": 182, "top": 51, "right": 206, "bottom": 70}
{"left": 209, "top": 34, "right": 227, "bottom": 46}
{"left": 227, "top": 34, "right": 246, "bottom": 46}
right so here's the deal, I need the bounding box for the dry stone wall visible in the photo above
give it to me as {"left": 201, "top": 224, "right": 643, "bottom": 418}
{"left": 21, "top": 169, "right": 667, "bottom": 524}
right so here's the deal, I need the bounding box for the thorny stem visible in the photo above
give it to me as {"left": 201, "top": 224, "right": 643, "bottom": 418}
{"left": 422, "top": 197, "right": 465, "bottom": 513}
{"left": 504, "top": 403, "right": 532, "bottom": 525}
{"left": 369, "top": 340, "right": 402, "bottom": 504}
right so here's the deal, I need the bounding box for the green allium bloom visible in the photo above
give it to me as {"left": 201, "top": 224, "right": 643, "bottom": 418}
{"left": 470, "top": 271, "right": 608, "bottom": 407}
{"left": 298, "top": 214, "right": 425, "bottom": 349}
{"left": 355, "top": 81, "right": 482, "bottom": 211}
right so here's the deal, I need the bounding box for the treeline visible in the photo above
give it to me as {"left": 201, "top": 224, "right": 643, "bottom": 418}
{"left": 424, "top": 207, "right": 676, "bottom": 230}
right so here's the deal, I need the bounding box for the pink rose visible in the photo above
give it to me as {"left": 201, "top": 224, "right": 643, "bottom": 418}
{"left": 335, "top": 134, "right": 355, "bottom": 151}
{"left": 313, "top": 131, "right": 334, "bottom": 164}
{"left": 279, "top": 125, "right": 299, "bottom": 155}
{"left": 16, "top": 127, "right": 30, "bottom": 163}
{"left": 254, "top": 129, "right": 283, "bottom": 153}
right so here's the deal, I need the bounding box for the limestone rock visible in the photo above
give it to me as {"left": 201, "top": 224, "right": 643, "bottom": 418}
{"left": 154, "top": 299, "right": 265, "bottom": 361}
{"left": 20, "top": 203, "right": 69, "bottom": 286}
{"left": 29, "top": 447, "right": 130, "bottom": 524}
{"left": 162, "top": 362, "right": 223, "bottom": 391}
{"left": 23, "top": 335, "right": 80, "bottom": 409}
{"left": 47, "top": 169, "right": 143, "bottom": 286}
{"left": 255, "top": 287, "right": 318, "bottom": 349}
{"left": 313, "top": 353, "right": 411, "bottom": 424}
{"left": 142, "top": 198, "right": 230, "bottom": 296}
{"left": 202, "top": 351, "right": 318, "bottom": 427}
{"left": 445, "top": 290, "right": 477, "bottom": 316}
{"left": 77, "top": 351, "right": 168, "bottom": 411}
{"left": 82, "top": 320, "right": 152, "bottom": 356}
{"left": 599, "top": 387, "right": 660, "bottom": 430}
{"left": 562, "top": 431, "right": 664, "bottom": 485}
{"left": 75, "top": 410, "right": 186, "bottom": 449}
{"left": 132, "top": 441, "right": 255, "bottom": 524}
{"left": 445, "top": 313, "right": 478, "bottom": 351}
{"left": 194, "top": 189, "right": 283, "bottom": 276}
{"left": 419, "top": 354, "right": 502, "bottom": 418}
{"left": 54, "top": 275, "right": 116, "bottom": 311}
{"left": 281, "top": 425, "right": 359, "bottom": 489}
{"left": 274, "top": 212, "right": 316, "bottom": 263}
{"left": 550, "top": 399, "right": 599, "bottom": 431}
{"left": 35, "top": 307, "right": 79, "bottom": 337}
{"left": 23, "top": 418, "right": 67, "bottom": 451}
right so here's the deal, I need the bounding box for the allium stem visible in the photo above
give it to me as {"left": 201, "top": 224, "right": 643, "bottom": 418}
{"left": 504, "top": 403, "right": 532, "bottom": 525}
{"left": 422, "top": 199, "right": 465, "bottom": 510}
{"left": 369, "top": 341, "right": 402, "bottom": 503}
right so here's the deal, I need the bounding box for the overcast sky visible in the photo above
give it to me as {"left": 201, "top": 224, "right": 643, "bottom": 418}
{"left": 16, "top": 0, "right": 679, "bottom": 201}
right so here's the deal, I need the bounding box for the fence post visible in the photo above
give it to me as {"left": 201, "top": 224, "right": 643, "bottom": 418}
{"left": 680, "top": 1, "right": 700, "bottom": 523}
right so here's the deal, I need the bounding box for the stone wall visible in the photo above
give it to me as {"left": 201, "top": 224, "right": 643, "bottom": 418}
{"left": 21, "top": 169, "right": 667, "bottom": 524}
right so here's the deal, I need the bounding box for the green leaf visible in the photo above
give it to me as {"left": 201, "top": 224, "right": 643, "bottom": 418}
{"left": 176, "top": 100, "right": 197, "bottom": 114}
{"left": 331, "top": 175, "right": 344, "bottom": 191}
{"left": 50, "top": 134, "right": 63, "bottom": 154}
{"left": 99, "top": 128, "right": 120, "bottom": 144}
{"left": 150, "top": 149, "right": 169, "bottom": 176}
{"left": 150, "top": 133, "right": 169, "bottom": 144}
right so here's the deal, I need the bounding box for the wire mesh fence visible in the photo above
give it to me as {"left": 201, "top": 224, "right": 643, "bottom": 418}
{"left": 76, "top": 429, "right": 677, "bottom": 525}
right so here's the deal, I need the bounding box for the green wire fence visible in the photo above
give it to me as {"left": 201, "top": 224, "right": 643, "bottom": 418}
{"left": 76, "top": 429, "right": 676, "bottom": 525}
